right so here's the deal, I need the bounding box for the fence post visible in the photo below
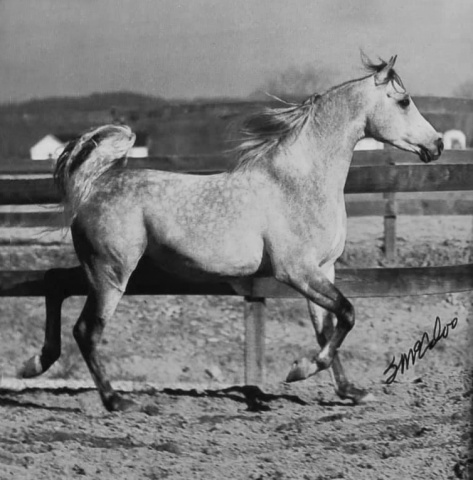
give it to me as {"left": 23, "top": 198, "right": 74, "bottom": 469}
{"left": 383, "top": 154, "right": 397, "bottom": 261}
{"left": 244, "top": 296, "right": 266, "bottom": 385}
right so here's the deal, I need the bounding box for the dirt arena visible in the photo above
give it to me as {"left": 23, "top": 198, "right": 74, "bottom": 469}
{"left": 0, "top": 215, "right": 472, "bottom": 479}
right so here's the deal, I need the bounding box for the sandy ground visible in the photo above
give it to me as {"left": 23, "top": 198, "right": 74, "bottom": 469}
{"left": 0, "top": 215, "right": 472, "bottom": 479}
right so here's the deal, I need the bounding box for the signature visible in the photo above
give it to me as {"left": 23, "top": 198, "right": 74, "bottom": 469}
{"left": 383, "top": 316, "right": 458, "bottom": 384}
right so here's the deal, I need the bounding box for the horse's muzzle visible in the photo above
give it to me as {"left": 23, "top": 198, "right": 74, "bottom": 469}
{"left": 419, "top": 137, "right": 444, "bottom": 163}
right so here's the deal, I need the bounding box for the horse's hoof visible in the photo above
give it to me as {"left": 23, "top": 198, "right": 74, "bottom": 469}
{"left": 18, "top": 355, "right": 43, "bottom": 378}
{"left": 141, "top": 403, "right": 161, "bottom": 416}
{"left": 285, "top": 357, "right": 317, "bottom": 383}
{"left": 107, "top": 395, "right": 160, "bottom": 416}
{"left": 107, "top": 395, "right": 140, "bottom": 413}
{"left": 337, "top": 383, "right": 377, "bottom": 405}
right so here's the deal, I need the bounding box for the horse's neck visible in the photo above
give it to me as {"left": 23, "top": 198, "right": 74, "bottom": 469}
{"left": 270, "top": 82, "right": 368, "bottom": 193}
{"left": 315, "top": 84, "right": 367, "bottom": 155}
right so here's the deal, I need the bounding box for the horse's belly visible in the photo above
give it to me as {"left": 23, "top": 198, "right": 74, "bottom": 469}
{"left": 146, "top": 234, "right": 265, "bottom": 280}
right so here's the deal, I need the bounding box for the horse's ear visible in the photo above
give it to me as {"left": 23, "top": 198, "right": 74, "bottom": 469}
{"left": 374, "top": 55, "right": 397, "bottom": 86}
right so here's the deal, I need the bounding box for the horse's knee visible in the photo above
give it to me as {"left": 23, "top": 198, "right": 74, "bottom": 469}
{"left": 72, "top": 319, "right": 91, "bottom": 354}
{"left": 73, "top": 318, "right": 85, "bottom": 341}
{"left": 314, "top": 355, "right": 332, "bottom": 371}
{"left": 73, "top": 314, "right": 105, "bottom": 354}
{"left": 338, "top": 297, "right": 355, "bottom": 331}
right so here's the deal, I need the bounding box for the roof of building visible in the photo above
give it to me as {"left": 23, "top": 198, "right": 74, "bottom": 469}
{"left": 53, "top": 132, "right": 79, "bottom": 144}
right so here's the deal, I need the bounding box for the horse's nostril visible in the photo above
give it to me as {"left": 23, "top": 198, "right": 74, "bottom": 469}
{"left": 437, "top": 138, "right": 444, "bottom": 154}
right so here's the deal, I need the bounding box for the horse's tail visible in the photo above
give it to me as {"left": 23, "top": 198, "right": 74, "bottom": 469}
{"left": 54, "top": 124, "right": 136, "bottom": 221}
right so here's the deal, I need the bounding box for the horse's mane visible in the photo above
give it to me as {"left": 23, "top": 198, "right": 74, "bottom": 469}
{"left": 233, "top": 55, "right": 401, "bottom": 171}
{"left": 233, "top": 94, "right": 320, "bottom": 170}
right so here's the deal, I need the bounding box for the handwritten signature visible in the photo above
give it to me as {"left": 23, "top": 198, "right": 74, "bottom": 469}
{"left": 383, "top": 316, "right": 458, "bottom": 384}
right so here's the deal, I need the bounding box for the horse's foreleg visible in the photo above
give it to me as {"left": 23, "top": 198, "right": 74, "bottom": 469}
{"left": 307, "top": 300, "right": 375, "bottom": 403}
{"left": 19, "top": 268, "right": 69, "bottom": 378}
{"left": 280, "top": 266, "right": 354, "bottom": 382}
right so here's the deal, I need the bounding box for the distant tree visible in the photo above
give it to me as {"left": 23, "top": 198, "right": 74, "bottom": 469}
{"left": 453, "top": 80, "right": 473, "bottom": 98}
{"left": 250, "top": 65, "right": 335, "bottom": 100}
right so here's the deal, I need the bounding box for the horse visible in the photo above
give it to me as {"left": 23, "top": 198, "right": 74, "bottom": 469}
{"left": 19, "top": 56, "right": 443, "bottom": 412}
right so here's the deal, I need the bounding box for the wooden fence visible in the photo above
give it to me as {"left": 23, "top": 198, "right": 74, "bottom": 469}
{"left": 1, "top": 148, "right": 473, "bottom": 384}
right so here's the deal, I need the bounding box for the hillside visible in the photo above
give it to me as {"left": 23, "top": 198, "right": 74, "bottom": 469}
{"left": 0, "top": 91, "right": 166, "bottom": 114}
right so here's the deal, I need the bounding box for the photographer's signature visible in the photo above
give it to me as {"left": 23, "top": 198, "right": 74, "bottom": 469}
{"left": 383, "top": 316, "right": 458, "bottom": 384}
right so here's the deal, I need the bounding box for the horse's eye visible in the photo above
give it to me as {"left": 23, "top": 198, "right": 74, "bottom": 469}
{"left": 398, "top": 98, "right": 410, "bottom": 109}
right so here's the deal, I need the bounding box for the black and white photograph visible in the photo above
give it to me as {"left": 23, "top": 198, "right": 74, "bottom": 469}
{"left": 0, "top": 1, "right": 471, "bottom": 478}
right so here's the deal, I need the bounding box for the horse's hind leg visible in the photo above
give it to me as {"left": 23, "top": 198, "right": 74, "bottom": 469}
{"left": 307, "top": 301, "right": 374, "bottom": 404}
{"left": 19, "top": 268, "right": 71, "bottom": 378}
{"left": 73, "top": 281, "right": 134, "bottom": 412}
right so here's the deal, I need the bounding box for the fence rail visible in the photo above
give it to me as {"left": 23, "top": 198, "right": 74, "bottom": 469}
{"left": 2, "top": 264, "right": 473, "bottom": 299}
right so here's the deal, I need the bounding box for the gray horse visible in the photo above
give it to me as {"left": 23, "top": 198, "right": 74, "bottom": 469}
{"left": 20, "top": 56, "right": 443, "bottom": 411}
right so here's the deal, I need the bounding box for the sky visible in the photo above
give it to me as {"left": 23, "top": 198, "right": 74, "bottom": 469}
{"left": 1, "top": 0, "right": 473, "bottom": 103}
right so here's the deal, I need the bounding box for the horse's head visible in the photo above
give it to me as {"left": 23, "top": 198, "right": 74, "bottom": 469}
{"left": 364, "top": 56, "right": 443, "bottom": 163}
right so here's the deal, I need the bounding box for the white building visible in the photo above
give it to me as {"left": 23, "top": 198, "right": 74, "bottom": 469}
{"left": 128, "top": 132, "right": 150, "bottom": 158}
{"left": 442, "top": 129, "right": 466, "bottom": 150}
{"left": 29, "top": 134, "right": 70, "bottom": 160}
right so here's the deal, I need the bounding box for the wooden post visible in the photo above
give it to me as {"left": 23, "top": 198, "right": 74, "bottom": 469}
{"left": 244, "top": 297, "right": 266, "bottom": 385}
{"left": 383, "top": 192, "right": 397, "bottom": 260}
{"left": 383, "top": 154, "right": 397, "bottom": 261}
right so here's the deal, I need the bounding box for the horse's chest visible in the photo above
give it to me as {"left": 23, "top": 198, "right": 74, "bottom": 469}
{"left": 325, "top": 210, "right": 347, "bottom": 262}
{"left": 302, "top": 196, "right": 347, "bottom": 265}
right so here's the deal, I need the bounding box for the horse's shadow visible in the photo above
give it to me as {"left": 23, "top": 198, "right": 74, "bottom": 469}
{"left": 0, "top": 385, "right": 308, "bottom": 413}
{"left": 158, "top": 385, "right": 309, "bottom": 412}
{"left": 0, "top": 392, "right": 82, "bottom": 413}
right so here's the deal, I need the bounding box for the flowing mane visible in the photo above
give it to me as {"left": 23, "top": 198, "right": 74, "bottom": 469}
{"left": 233, "top": 94, "right": 320, "bottom": 170}
{"left": 233, "top": 55, "right": 404, "bottom": 170}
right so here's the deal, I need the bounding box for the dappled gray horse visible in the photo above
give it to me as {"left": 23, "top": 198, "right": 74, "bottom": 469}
{"left": 20, "top": 56, "right": 443, "bottom": 411}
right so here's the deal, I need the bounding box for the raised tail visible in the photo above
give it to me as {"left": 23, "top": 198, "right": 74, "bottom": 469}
{"left": 54, "top": 124, "right": 136, "bottom": 220}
